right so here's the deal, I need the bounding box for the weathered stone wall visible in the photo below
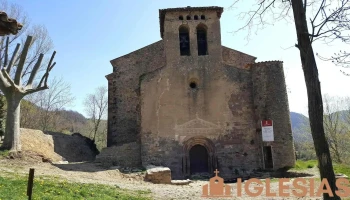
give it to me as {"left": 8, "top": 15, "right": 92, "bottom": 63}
{"left": 104, "top": 7, "right": 295, "bottom": 180}
{"left": 95, "top": 142, "right": 141, "bottom": 167}
{"left": 163, "top": 10, "right": 222, "bottom": 65}
{"left": 106, "top": 40, "right": 166, "bottom": 147}
{"left": 222, "top": 46, "right": 256, "bottom": 68}
{"left": 139, "top": 42, "right": 260, "bottom": 179}
{"left": 251, "top": 61, "right": 296, "bottom": 169}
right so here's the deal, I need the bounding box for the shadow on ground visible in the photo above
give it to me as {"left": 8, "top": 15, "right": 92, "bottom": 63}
{"left": 44, "top": 132, "right": 99, "bottom": 162}
{"left": 52, "top": 162, "right": 107, "bottom": 172}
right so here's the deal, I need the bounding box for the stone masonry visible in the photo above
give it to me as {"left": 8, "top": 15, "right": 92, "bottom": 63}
{"left": 100, "top": 6, "right": 296, "bottom": 180}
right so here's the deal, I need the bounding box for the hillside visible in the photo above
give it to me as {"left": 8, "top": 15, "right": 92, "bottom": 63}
{"left": 1, "top": 97, "right": 107, "bottom": 150}
{"left": 290, "top": 112, "right": 309, "bottom": 130}
{"left": 290, "top": 112, "right": 311, "bottom": 142}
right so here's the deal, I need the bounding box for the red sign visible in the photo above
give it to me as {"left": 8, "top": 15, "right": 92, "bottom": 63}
{"left": 262, "top": 120, "right": 273, "bottom": 127}
{"left": 261, "top": 120, "right": 274, "bottom": 141}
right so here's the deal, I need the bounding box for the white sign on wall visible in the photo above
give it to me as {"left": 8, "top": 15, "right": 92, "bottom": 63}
{"left": 261, "top": 120, "right": 274, "bottom": 141}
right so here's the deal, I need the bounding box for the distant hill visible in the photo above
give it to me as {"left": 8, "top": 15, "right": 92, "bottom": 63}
{"left": 55, "top": 110, "right": 88, "bottom": 126}
{"left": 290, "top": 112, "right": 309, "bottom": 130}
{"left": 290, "top": 112, "right": 311, "bottom": 142}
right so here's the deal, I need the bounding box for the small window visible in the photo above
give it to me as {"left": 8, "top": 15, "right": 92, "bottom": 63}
{"left": 263, "top": 146, "right": 273, "bottom": 169}
{"left": 179, "top": 15, "right": 183, "bottom": 20}
{"left": 201, "top": 15, "right": 205, "bottom": 20}
{"left": 189, "top": 82, "right": 197, "bottom": 89}
{"left": 197, "top": 24, "right": 208, "bottom": 56}
{"left": 189, "top": 78, "right": 199, "bottom": 89}
{"left": 194, "top": 15, "right": 198, "bottom": 20}
{"left": 186, "top": 15, "right": 191, "bottom": 20}
{"left": 179, "top": 25, "right": 190, "bottom": 56}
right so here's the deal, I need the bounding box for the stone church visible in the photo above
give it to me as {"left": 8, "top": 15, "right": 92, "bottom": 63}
{"left": 98, "top": 6, "right": 295, "bottom": 180}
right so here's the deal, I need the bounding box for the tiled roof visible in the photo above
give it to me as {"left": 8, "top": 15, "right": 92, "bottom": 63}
{"left": 0, "top": 11, "right": 23, "bottom": 36}
{"left": 159, "top": 6, "right": 224, "bottom": 38}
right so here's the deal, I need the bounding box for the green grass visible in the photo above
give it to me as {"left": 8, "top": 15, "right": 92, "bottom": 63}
{"left": 333, "top": 163, "right": 350, "bottom": 177}
{"left": 0, "top": 174, "right": 152, "bottom": 200}
{"left": 293, "top": 160, "right": 318, "bottom": 170}
{"left": 293, "top": 160, "right": 350, "bottom": 177}
{"left": 0, "top": 150, "right": 9, "bottom": 157}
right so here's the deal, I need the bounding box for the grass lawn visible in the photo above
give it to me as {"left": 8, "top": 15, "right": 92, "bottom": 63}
{"left": 0, "top": 173, "right": 152, "bottom": 200}
{"left": 293, "top": 160, "right": 318, "bottom": 170}
{"left": 293, "top": 159, "right": 350, "bottom": 177}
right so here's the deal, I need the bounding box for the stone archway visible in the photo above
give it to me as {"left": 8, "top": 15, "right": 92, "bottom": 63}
{"left": 182, "top": 136, "right": 216, "bottom": 177}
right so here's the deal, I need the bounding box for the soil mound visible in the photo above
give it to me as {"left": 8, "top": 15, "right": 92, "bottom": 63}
{"left": 20, "top": 128, "right": 98, "bottom": 162}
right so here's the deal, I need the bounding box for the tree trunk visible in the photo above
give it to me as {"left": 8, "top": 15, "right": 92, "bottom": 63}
{"left": 291, "top": 0, "right": 340, "bottom": 199}
{"left": 2, "top": 92, "right": 23, "bottom": 152}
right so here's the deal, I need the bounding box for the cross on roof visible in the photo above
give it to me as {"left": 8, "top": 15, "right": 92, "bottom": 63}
{"left": 214, "top": 169, "right": 219, "bottom": 176}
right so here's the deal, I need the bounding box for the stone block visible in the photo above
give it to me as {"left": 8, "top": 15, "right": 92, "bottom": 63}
{"left": 144, "top": 165, "right": 172, "bottom": 184}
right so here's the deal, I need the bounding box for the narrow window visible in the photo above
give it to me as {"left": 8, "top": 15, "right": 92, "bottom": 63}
{"left": 197, "top": 24, "right": 208, "bottom": 56}
{"left": 179, "top": 25, "right": 190, "bottom": 56}
{"left": 186, "top": 15, "right": 191, "bottom": 20}
{"left": 179, "top": 15, "right": 183, "bottom": 20}
{"left": 194, "top": 15, "right": 198, "bottom": 20}
{"left": 201, "top": 15, "right": 205, "bottom": 20}
{"left": 263, "top": 146, "right": 273, "bottom": 169}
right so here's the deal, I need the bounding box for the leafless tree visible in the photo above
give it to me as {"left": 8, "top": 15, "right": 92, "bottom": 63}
{"left": 310, "top": 1, "right": 350, "bottom": 74}
{"left": 84, "top": 86, "right": 108, "bottom": 142}
{"left": 231, "top": 0, "right": 350, "bottom": 198}
{"left": 26, "top": 77, "right": 74, "bottom": 131}
{"left": 0, "top": 35, "right": 56, "bottom": 152}
{"left": 0, "top": 0, "right": 53, "bottom": 83}
{"left": 323, "top": 94, "right": 350, "bottom": 163}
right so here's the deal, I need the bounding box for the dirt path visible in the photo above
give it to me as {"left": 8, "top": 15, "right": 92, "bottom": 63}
{"left": 0, "top": 158, "right": 323, "bottom": 200}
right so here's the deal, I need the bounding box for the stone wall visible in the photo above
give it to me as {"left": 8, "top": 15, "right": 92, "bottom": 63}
{"left": 251, "top": 61, "right": 296, "bottom": 169}
{"left": 139, "top": 44, "right": 260, "bottom": 179}
{"left": 105, "top": 7, "right": 295, "bottom": 180}
{"left": 162, "top": 10, "right": 222, "bottom": 65}
{"left": 95, "top": 142, "right": 141, "bottom": 167}
{"left": 106, "top": 40, "right": 166, "bottom": 148}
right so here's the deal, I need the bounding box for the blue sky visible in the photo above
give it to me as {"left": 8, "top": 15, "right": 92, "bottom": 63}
{"left": 9, "top": 0, "right": 350, "bottom": 117}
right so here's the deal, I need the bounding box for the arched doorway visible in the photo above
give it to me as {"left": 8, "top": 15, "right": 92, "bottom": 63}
{"left": 190, "top": 144, "right": 209, "bottom": 174}
{"left": 182, "top": 136, "right": 216, "bottom": 177}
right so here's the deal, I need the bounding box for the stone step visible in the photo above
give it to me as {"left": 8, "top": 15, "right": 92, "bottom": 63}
{"left": 171, "top": 179, "right": 191, "bottom": 185}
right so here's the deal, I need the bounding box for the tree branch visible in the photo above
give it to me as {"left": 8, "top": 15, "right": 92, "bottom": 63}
{"left": 24, "top": 85, "right": 48, "bottom": 95}
{"left": 6, "top": 43, "right": 20, "bottom": 74}
{"left": 1, "top": 69, "right": 16, "bottom": 88}
{"left": 26, "top": 53, "right": 43, "bottom": 87}
{"left": 3, "top": 37, "right": 9, "bottom": 69}
{"left": 14, "top": 36, "right": 33, "bottom": 85}
{"left": 38, "top": 51, "right": 56, "bottom": 87}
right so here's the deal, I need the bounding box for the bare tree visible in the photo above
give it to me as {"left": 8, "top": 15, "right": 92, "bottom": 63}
{"left": 84, "top": 86, "right": 108, "bottom": 142}
{"left": 231, "top": 0, "right": 350, "bottom": 198}
{"left": 323, "top": 94, "right": 350, "bottom": 163}
{"left": 0, "top": 0, "right": 53, "bottom": 82}
{"left": 0, "top": 35, "right": 56, "bottom": 152}
{"left": 26, "top": 77, "right": 74, "bottom": 131}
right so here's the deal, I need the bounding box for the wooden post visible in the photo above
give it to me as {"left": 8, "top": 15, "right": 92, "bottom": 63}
{"left": 27, "top": 168, "right": 34, "bottom": 200}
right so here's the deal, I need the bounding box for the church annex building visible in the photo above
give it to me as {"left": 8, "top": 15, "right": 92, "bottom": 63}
{"left": 98, "top": 6, "right": 295, "bottom": 180}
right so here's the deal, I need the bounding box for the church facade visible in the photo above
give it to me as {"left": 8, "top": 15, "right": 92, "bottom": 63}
{"left": 100, "top": 6, "right": 295, "bottom": 179}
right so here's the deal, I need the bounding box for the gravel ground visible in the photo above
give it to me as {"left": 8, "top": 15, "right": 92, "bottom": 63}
{"left": 0, "top": 158, "right": 324, "bottom": 200}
